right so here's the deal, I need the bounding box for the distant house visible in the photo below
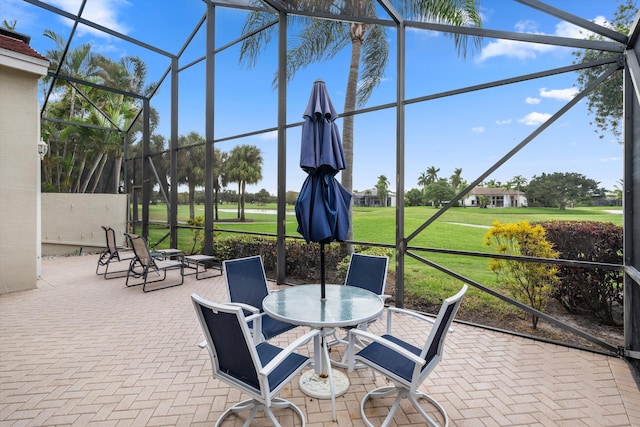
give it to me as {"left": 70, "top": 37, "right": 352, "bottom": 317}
{"left": 352, "top": 188, "right": 396, "bottom": 207}
{"left": 461, "top": 186, "right": 527, "bottom": 208}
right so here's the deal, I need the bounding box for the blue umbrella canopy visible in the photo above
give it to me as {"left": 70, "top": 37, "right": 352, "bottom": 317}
{"left": 295, "top": 80, "right": 352, "bottom": 299}
{"left": 299, "top": 79, "right": 346, "bottom": 174}
{"left": 295, "top": 79, "right": 351, "bottom": 244}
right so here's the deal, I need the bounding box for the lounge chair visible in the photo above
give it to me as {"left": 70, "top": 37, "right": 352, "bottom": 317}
{"left": 125, "top": 233, "right": 184, "bottom": 292}
{"left": 96, "top": 226, "right": 135, "bottom": 279}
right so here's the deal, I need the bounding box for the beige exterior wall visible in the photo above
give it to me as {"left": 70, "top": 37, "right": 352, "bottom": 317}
{"left": 0, "top": 59, "right": 48, "bottom": 294}
{"left": 42, "top": 193, "right": 128, "bottom": 256}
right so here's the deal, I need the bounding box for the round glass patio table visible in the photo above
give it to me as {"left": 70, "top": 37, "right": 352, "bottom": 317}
{"left": 263, "top": 284, "right": 384, "bottom": 420}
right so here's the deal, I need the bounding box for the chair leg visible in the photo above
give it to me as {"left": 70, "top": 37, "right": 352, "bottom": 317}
{"left": 361, "top": 386, "right": 448, "bottom": 427}
{"left": 214, "top": 397, "right": 305, "bottom": 427}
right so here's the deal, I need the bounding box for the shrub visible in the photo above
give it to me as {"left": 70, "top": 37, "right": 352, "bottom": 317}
{"left": 484, "top": 221, "right": 559, "bottom": 329}
{"left": 212, "top": 235, "right": 347, "bottom": 283}
{"left": 186, "top": 216, "right": 205, "bottom": 255}
{"left": 534, "top": 220, "right": 623, "bottom": 325}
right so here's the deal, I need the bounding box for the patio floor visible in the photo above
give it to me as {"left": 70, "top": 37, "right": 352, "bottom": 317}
{"left": 1, "top": 255, "right": 639, "bottom": 426}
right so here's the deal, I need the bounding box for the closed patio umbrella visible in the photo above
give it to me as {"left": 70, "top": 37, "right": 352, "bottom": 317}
{"left": 295, "top": 79, "right": 351, "bottom": 300}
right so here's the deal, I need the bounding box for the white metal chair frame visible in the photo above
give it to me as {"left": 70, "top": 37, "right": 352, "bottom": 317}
{"left": 192, "top": 294, "right": 320, "bottom": 427}
{"left": 347, "top": 285, "right": 468, "bottom": 427}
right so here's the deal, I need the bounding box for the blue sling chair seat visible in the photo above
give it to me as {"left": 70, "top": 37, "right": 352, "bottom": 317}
{"left": 192, "top": 294, "right": 320, "bottom": 426}
{"left": 223, "top": 255, "right": 298, "bottom": 343}
{"left": 326, "top": 253, "right": 390, "bottom": 367}
{"left": 347, "top": 285, "right": 468, "bottom": 427}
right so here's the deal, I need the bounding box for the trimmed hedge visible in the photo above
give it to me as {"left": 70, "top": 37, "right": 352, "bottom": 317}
{"left": 534, "top": 220, "right": 623, "bottom": 325}
{"left": 213, "top": 235, "right": 347, "bottom": 283}
{"left": 212, "top": 235, "right": 393, "bottom": 284}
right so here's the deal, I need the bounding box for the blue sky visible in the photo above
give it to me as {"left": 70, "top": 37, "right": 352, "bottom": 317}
{"left": 4, "top": 0, "right": 628, "bottom": 195}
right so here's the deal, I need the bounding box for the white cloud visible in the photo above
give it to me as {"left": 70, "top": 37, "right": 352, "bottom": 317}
{"left": 526, "top": 97, "right": 541, "bottom": 105}
{"left": 258, "top": 130, "right": 278, "bottom": 140}
{"left": 496, "top": 119, "right": 512, "bottom": 125}
{"left": 49, "top": 0, "right": 130, "bottom": 38}
{"left": 540, "top": 87, "right": 578, "bottom": 101}
{"left": 471, "top": 126, "right": 485, "bottom": 133}
{"left": 477, "top": 15, "right": 609, "bottom": 62}
{"left": 518, "top": 112, "right": 551, "bottom": 126}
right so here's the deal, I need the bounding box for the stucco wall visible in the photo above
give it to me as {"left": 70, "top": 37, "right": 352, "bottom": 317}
{"left": 42, "top": 193, "right": 128, "bottom": 256}
{"left": 0, "top": 66, "right": 41, "bottom": 294}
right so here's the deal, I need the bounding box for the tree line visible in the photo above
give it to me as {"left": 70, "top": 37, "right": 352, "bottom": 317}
{"left": 404, "top": 166, "right": 617, "bottom": 210}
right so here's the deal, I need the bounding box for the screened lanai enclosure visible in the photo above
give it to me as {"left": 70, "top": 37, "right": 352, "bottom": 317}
{"left": 25, "top": 0, "right": 640, "bottom": 362}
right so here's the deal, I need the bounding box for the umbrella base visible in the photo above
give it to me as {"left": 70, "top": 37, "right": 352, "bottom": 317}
{"left": 299, "top": 369, "right": 350, "bottom": 399}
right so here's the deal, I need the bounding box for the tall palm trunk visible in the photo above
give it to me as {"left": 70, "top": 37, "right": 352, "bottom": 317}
{"left": 240, "top": 180, "right": 246, "bottom": 221}
{"left": 80, "top": 150, "right": 104, "bottom": 193}
{"left": 189, "top": 181, "right": 196, "bottom": 219}
{"left": 90, "top": 155, "right": 108, "bottom": 193}
{"left": 342, "top": 22, "right": 366, "bottom": 252}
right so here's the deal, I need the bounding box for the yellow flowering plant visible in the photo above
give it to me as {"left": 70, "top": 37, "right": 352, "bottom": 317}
{"left": 484, "top": 221, "right": 559, "bottom": 329}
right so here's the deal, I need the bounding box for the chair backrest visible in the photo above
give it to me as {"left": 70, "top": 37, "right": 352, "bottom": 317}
{"left": 103, "top": 226, "right": 117, "bottom": 253}
{"left": 223, "top": 256, "right": 269, "bottom": 311}
{"left": 344, "top": 253, "right": 389, "bottom": 295}
{"left": 126, "top": 234, "right": 152, "bottom": 267}
{"left": 191, "top": 294, "right": 262, "bottom": 392}
{"left": 417, "top": 284, "right": 467, "bottom": 381}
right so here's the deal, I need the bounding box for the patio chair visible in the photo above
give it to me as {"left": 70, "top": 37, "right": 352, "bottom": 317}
{"left": 125, "top": 233, "right": 184, "bottom": 292}
{"left": 347, "top": 284, "right": 468, "bottom": 427}
{"left": 96, "top": 226, "right": 135, "bottom": 279}
{"left": 223, "top": 255, "right": 298, "bottom": 343}
{"left": 327, "top": 253, "right": 390, "bottom": 366}
{"left": 191, "top": 294, "right": 320, "bottom": 426}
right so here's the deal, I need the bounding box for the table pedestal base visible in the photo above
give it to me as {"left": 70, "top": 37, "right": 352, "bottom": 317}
{"left": 299, "top": 369, "right": 350, "bottom": 399}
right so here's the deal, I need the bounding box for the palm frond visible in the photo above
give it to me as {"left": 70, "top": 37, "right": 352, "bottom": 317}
{"left": 239, "top": 11, "right": 279, "bottom": 69}
{"left": 357, "top": 24, "right": 388, "bottom": 107}
{"left": 280, "top": 17, "right": 350, "bottom": 86}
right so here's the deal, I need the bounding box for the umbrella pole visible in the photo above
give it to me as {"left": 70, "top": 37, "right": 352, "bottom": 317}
{"left": 320, "top": 242, "right": 326, "bottom": 300}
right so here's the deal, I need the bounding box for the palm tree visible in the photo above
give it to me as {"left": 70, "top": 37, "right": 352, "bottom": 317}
{"left": 213, "top": 148, "right": 226, "bottom": 221}
{"left": 417, "top": 171, "right": 430, "bottom": 192}
{"left": 225, "top": 145, "right": 263, "bottom": 221}
{"left": 375, "top": 174, "right": 390, "bottom": 207}
{"left": 509, "top": 175, "right": 528, "bottom": 192}
{"left": 450, "top": 167, "right": 463, "bottom": 192}
{"left": 177, "top": 132, "right": 205, "bottom": 219}
{"left": 239, "top": 0, "right": 482, "bottom": 242}
{"left": 426, "top": 166, "right": 440, "bottom": 185}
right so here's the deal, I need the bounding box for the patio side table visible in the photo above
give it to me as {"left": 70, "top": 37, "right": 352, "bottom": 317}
{"left": 183, "top": 254, "right": 221, "bottom": 280}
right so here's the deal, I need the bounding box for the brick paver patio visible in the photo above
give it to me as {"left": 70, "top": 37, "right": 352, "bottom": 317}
{"left": 1, "top": 255, "right": 639, "bottom": 426}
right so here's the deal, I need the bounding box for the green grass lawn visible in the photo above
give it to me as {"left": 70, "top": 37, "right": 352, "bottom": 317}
{"left": 140, "top": 203, "right": 623, "bottom": 322}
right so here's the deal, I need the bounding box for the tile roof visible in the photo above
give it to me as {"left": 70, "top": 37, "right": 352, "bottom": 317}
{"left": 0, "top": 29, "right": 48, "bottom": 62}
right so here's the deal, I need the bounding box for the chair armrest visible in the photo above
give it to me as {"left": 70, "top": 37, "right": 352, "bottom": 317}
{"left": 387, "top": 306, "right": 435, "bottom": 330}
{"left": 347, "top": 329, "right": 425, "bottom": 372}
{"left": 260, "top": 329, "right": 321, "bottom": 375}
{"left": 226, "top": 302, "right": 260, "bottom": 314}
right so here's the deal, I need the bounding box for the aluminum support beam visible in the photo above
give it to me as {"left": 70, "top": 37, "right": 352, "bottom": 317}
{"left": 395, "top": 19, "right": 406, "bottom": 308}
{"left": 276, "top": 10, "right": 288, "bottom": 284}
{"left": 203, "top": 2, "right": 216, "bottom": 256}
{"left": 142, "top": 98, "right": 151, "bottom": 239}
{"left": 624, "top": 51, "right": 640, "bottom": 359}
{"left": 168, "top": 58, "right": 179, "bottom": 248}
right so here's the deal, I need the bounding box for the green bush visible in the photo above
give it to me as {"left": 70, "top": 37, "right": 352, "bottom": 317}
{"left": 534, "top": 220, "right": 623, "bottom": 325}
{"left": 212, "top": 236, "right": 394, "bottom": 284}
{"left": 213, "top": 236, "right": 347, "bottom": 283}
